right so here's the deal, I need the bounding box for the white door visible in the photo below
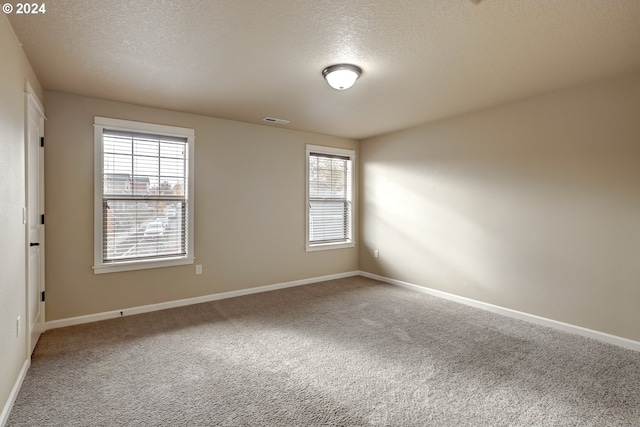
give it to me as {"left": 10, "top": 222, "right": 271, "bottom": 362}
{"left": 26, "top": 86, "right": 45, "bottom": 355}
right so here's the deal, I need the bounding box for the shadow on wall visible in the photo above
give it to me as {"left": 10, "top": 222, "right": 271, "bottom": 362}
{"left": 359, "top": 120, "right": 640, "bottom": 332}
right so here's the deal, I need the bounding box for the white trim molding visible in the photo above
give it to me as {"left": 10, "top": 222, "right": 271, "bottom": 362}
{"left": 305, "top": 144, "right": 356, "bottom": 252}
{"left": 46, "top": 271, "right": 360, "bottom": 330}
{"left": 92, "top": 116, "right": 195, "bottom": 274}
{"left": 24, "top": 81, "right": 45, "bottom": 119}
{"left": 45, "top": 270, "right": 640, "bottom": 348}
{"left": 1, "top": 359, "right": 30, "bottom": 427}
{"left": 359, "top": 271, "right": 640, "bottom": 353}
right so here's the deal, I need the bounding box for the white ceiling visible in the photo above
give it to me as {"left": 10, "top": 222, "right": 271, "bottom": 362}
{"left": 8, "top": 0, "right": 640, "bottom": 139}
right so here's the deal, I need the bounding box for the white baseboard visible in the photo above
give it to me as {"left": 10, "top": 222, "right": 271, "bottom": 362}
{"left": 44, "top": 269, "right": 640, "bottom": 351}
{"left": 46, "top": 271, "right": 360, "bottom": 330}
{"left": 0, "top": 359, "right": 30, "bottom": 427}
{"left": 359, "top": 271, "right": 640, "bottom": 352}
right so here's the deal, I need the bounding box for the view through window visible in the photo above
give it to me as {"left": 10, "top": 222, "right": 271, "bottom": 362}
{"left": 94, "top": 118, "right": 194, "bottom": 273}
{"left": 306, "top": 145, "right": 355, "bottom": 250}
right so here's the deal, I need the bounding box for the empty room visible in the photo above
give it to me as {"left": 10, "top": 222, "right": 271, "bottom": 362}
{"left": 2, "top": 1, "right": 640, "bottom": 425}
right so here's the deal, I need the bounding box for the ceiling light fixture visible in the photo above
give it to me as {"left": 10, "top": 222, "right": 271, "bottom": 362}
{"left": 322, "top": 64, "right": 362, "bottom": 90}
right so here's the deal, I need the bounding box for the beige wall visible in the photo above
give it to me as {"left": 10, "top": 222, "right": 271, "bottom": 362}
{"left": 0, "top": 14, "right": 43, "bottom": 421}
{"left": 43, "top": 91, "right": 359, "bottom": 321}
{"left": 360, "top": 72, "right": 640, "bottom": 342}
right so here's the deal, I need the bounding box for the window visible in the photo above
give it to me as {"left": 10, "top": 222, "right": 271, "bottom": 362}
{"left": 306, "top": 145, "right": 355, "bottom": 251}
{"left": 93, "top": 117, "right": 194, "bottom": 273}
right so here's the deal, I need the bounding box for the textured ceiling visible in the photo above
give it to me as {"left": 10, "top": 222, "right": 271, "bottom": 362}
{"left": 8, "top": 0, "right": 640, "bottom": 139}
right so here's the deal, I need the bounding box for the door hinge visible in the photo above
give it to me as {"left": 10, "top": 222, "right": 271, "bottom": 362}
{"left": 40, "top": 137, "right": 44, "bottom": 147}
{"left": 41, "top": 291, "right": 45, "bottom": 302}
{"left": 41, "top": 214, "right": 45, "bottom": 225}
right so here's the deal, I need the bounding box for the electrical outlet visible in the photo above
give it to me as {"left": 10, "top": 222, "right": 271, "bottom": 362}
{"left": 195, "top": 264, "right": 202, "bottom": 275}
{"left": 374, "top": 249, "right": 379, "bottom": 259}
{"left": 16, "top": 316, "right": 21, "bottom": 337}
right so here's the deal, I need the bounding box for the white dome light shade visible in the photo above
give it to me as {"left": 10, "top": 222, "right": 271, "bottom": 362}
{"left": 322, "top": 64, "right": 362, "bottom": 90}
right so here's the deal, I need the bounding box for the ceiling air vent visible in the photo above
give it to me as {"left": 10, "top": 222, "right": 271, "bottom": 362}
{"left": 262, "top": 117, "right": 290, "bottom": 125}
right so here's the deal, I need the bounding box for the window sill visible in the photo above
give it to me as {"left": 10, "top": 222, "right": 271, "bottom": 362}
{"left": 93, "top": 256, "right": 194, "bottom": 274}
{"left": 306, "top": 241, "right": 355, "bottom": 252}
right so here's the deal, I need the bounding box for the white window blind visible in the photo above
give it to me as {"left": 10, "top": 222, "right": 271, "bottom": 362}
{"left": 306, "top": 145, "right": 355, "bottom": 250}
{"left": 94, "top": 117, "right": 194, "bottom": 273}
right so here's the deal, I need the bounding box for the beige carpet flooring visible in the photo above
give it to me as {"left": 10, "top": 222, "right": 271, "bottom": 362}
{"left": 7, "top": 276, "right": 640, "bottom": 426}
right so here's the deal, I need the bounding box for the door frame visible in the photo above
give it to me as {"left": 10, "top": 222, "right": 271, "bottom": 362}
{"left": 25, "top": 81, "right": 45, "bottom": 355}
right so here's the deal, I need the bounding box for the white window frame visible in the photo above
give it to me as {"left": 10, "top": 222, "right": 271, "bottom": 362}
{"left": 306, "top": 144, "right": 356, "bottom": 252}
{"left": 93, "top": 117, "right": 195, "bottom": 274}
